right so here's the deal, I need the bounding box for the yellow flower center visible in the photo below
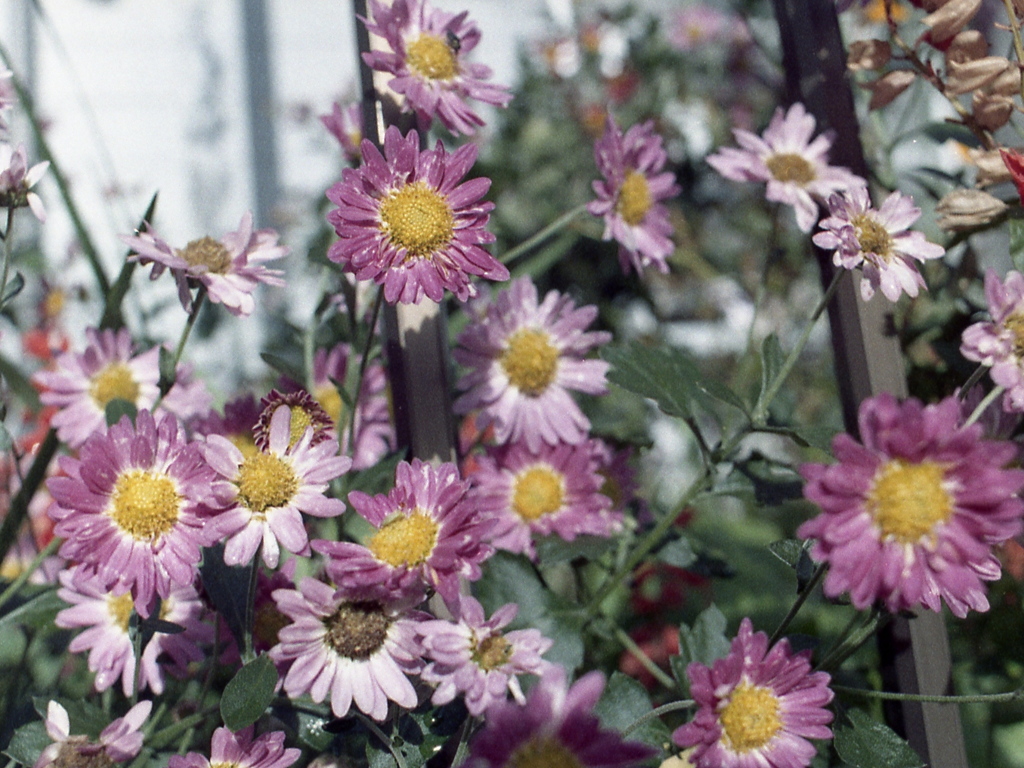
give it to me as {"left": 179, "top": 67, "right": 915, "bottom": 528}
{"left": 500, "top": 329, "right": 560, "bottom": 396}
{"left": 471, "top": 633, "right": 513, "bottom": 671}
{"left": 89, "top": 362, "right": 140, "bottom": 410}
{"left": 852, "top": 213, "right": 893, "bottom": 260}
{"left": 1005, "top": 312, "right": 1024, "bottom": 358}
{"left": 719, "top": 681, "right": 783, "bottom": 753}
{"left": 107, "top": 592, "right": 135, "bottom": 632}
{"left": 177, "top": 236, "right": 232, "bottom": 274}
{"left": 368, "top": 510, "right": 440, "bottom": 567}
{"left": 506, "top": 737, "right": 583, "bottom": 768}
{"left": 210, "top": 763, "right": 238, "bottom": 768}
{"left": 406, "top": 32, "right": 459, "bottom": 80}
{"left": 236, "top": 452, "right": 299, "bottom": 515}
{"left": 512, "top": 465, "right": 565, "bottom": 522}
{"left": 314, "top": 383, "right": 345, "bottom": 428}
{"left": 764, "top": 152, "right": 816, "bottom": 185}
{"left": 107, "top": 469, "right": 181, "bottom": 542}
{"left": 228, "top": 433, "right": 260, "bottom": 460}
{"left": 323, "top": 601, "right": 392, "bottom": 660}
{"left": 379, "top": 180, "right": 455, "bottom": 258}
{"left": 617, "top": 169, "right": 653, "bottom": 226}
{"left": 867, "top": 459, "right": 954, "bottom": 544}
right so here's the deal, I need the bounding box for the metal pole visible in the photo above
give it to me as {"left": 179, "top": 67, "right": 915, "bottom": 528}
{"left": 239, "top": 0, "right": 281, "bottom": 229}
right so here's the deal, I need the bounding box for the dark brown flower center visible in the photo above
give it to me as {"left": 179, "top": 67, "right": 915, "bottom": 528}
{"left": 323, "top": 601, "right": 392, "bottom": 660}
{"left": 764, "top": 152, "right": 815, "bottom": 184}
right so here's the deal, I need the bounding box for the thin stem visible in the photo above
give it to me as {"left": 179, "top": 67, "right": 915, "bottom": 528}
{"left": 152, "top": 287, "right": 207, "bottom": 412}
{"left": 816, "top": 608, "right": 890, "bottom": 673}
{"left": 833, "top": 683, "right": 1024, "bottom": 705}
{"left": 958, "top": 364, "right": 988, "bottom": 400}
{"left": 499, "top": 205, "right": 589, "bottom": 266}
{"left": 130, "top": 609, "right": 144, "bottom": 705}
{"left": 242, "top": 544, "right": 261, "bottom": 665}
{"left": 621, "top": 700, "right": 695, "bottom": 737}
{"left": 768, "top": 562, "right": 827, "bottom": 646}
{"left": 0, "top": 206, "right": 14, "bottom": 310}
{"left": 355, "top": 712, "right": 407, "bottom": 768}
{"left": 964, "top": 385, "right": 1004, "bottom": 428}
{"left": 449, "top": 717, "right": 480, "bottom": 768}
{"left": 1000, "top": 0, "right": 1024, "bottom": 104}
{"left": 146, "top": 707, "right": 219, "bottom": 750}
{"left": 0, "top": 538, "right": 60, "bottom": 612}
{"left": 613, "top": 625, "right": 678, "bottom": 692}
{"left": 752, "top": 268, "right": 844, "bottom": 424}
{"left": 347, "top": 288, "right": 384, "bottom": 455}
{"left": 0, "top": 429, "right": 59, "bottom": 568}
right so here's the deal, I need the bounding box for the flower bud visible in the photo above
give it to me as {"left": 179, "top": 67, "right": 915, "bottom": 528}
{"left": 945, "top": 56, "right": 1012, "bottom": 96}
{"left": 969, "top": 148, "right": 1013, "bottom": 186}
{"left": 848, "top": 39, "right": 891, "bottom": 71}
{"left": 864, "top": 70, "right": 916, "bottom": 109}
{"left": 935, "top": 188, "right": 1008, "bottom": 231}
{"left": 944, "top": 30, "right": 987, "bottom": 65}
{"left": 922, "top": 0, "right": 982, "bottom": 45}
{"left": 972, "top": 92, "right": 1014, "bottom": 130}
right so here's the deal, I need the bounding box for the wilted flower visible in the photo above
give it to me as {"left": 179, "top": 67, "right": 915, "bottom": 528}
{"left": 35, "top": 700, "right": 152, "bottom": 768}
{"left": 0, "top": 142, "right": 48, "bottom": 222}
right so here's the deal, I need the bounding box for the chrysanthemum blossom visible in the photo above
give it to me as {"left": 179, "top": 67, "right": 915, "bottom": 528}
{"left": 469, "top": 439, "right": 620, "bottom": 559}
{"left": 190, "top": 393, "right": 263, "bottom": 458}
{"left": 253, "top": 389, "right": 336, "bottom": 450}
{"left": 168, "top": 727, "right": 300, "bottom": 768}
{"left": 47, "top": 410, "right": 223, "bottom": 617}
{"left": 326, "top": 125, "right": 508, "bottom": 304}
{"left": 706, "top": 102, "right": 864, "bottom": 232}
{"left": 361, "top": 0, "right": 511, "bottom": 135}
{"left": 0, "top": 142, "right": 48, "bottom": 222}
{"left": 121, "top": 211, "right": 287, "bottom": 316}
{"left": 56, "top": 565, "right": 211, "bottom": 696}
{"left": 270, "top": 577, "right": 425, "bottom": 721}
{"left": 204, "top": 406, "right": 350, "bottom": 569}
{"left": 961, "top": 269, "right": 1024, "bottom": 412}
{"left": 588, "top": 116, "right": 680, "bottom": 274}
{"left": 813, "top": 187, "right": 945, "bottom": 301}
{"left": 35, "top": 699, "right": 152, "bottom": 768}
{"left": 454, "top": 277, "right": 612, "bottom": 451}
{"left": 33, "top": 326, "right": 206, "bottom": 449}
{"left": 321, "top": 100, "right": 364, "bottom": 163}
{"left": 467, "top": 667, "right": 656, "bottom": 768}
{"left": 313, "top": 458, "right": 492, "bottom": 612}
{"left": 798, "top": 393, "right": 1024, "bottom": 617}
{"left": 673, "top": 618, "right": 834, "bottom": 768}
{"left": 419, "top": 596, "right": 553, "bottom": 716}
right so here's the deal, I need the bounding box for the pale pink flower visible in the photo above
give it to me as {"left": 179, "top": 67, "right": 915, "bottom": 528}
{"left": 961, "top": 269, "right": 1024, "bottom": 412}
{"left": 0, "top": 142, "right": 48, "bottom": 222}
{"left": 35, "top": 700, "right": 151, "bottom": 768}
{"left": 168, "top": 727, "right": 300, "bottom": 768}
{"left": 320, "top": 100, "right": 363, "bottom": 163}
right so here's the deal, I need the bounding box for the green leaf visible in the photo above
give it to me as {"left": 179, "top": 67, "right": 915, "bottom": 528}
{"left": 768, "top": 539, "right": 805, "bottom": 569}
{"left": 1, "top": 271, "right": 25, "bottom": 307}
{"left": 0, "top": 421, "right": 12, "bottom": 452}
{"left": 656, "top": 536, "right": 697, "bottom": 569}
{"left": 0, "top": 588, "right": 66, "bottom": 634}
{"left": 259, "top": 351, "right": 304, "bottom": 384}
{"left": 199, "top": 543, "right": 255, "bottom": 656}
{"left": 104, "top": 398, "right": 137, "bottom": 427}
{"left": 759, "top": 334, "right": 784, "bottom": 405}
{"left": 594, "top": 672, "right": 671, "bottom": 750}
{"left": 0, "top": 352, "right": 41, "bottom": 411}
{"left": 157, "top": 346, "right": 177, "bottom": 396}
{"left": 534, "top": 534, "right": 617, "bottom": 564}
{"left": 602, "top": 343, "right": 700, "bottom": 420}
{"left": 1012, "top": 219, "right": 1024, "bottom": 275}
{"left": 221, "top": 654, "right": 278, "bottom": 730}
{"left": 671, "top": 605, "right": 732, "bottom": 697}
{"left": 32, "top": 697, "right": 109, "bottom": 739}
{"left": 4, "top": 721, "right": 49, "bottom": 766}
{"left": 293, "top": 709, "right": 334, "bottom": 751}
{"left": 834, "top": 710, "right": 924, "bottom": 768}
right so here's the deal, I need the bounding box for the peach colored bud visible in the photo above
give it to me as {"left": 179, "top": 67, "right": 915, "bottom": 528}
{"left": 923, "top": 0, "right": 982, "bottom": 44}
{"left": 848, "top": 40, "right": 891, "bottom": 71}
{"left": 944, "top": 30, "right": 987, "bottom": 65}
{"left": 945, "top": 56, "right": 1013, "bottom": 95}
{"left": 864, "top": 70, "right": 916, "bottom": 109}
{"left": 972, "top": 92, "right": 1015, "bottom": 130}
{"left": 989, "top": 64, "right": 1022, "bottom": 97}
{"left": 935, "top": 188, "right": 1008, "bottom": 231}
{"left": 969, "top": 148, "right": 1014, "bottom": 186}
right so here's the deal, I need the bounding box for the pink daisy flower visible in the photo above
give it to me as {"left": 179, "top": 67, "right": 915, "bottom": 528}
{"left": 813, "top": 187, "right": 945, "bottom": 302}
{"left": 361, "top": 0, "right": 512, "bottom": 136}
{"left": 121, "top": 212, "right": 288, "bottom": 317}
{"left": 320, "top": 100, "right": 364, "bottom": 163}
{"left": 313, "top": 458, "right": 492, "bottom": 613}
{"left": 35, "top": 699, "right": 151, "bottom": 768}
{"left": 203, "top": 406, "right": 350, "bottom": 569}
{"left": 253, "top": 389, "right": 336, "bottom": 450}
{"left": 269, "top": 577, "right": 425, "bottom": 721}
{"left": 961, "top": 269, "right": 1024, "bottom": 412}
{"left": 453, "top": 277, "right": 612, "bottom": 451}
{"left": 0, "top": 142, "right": 49, "bottom": 222}
{"left": 419, "top": 596, "right": 553, "bottom": 717}
{"left": 673, "top": 617, "right": 834, "bottom": 768}
{"left": 325, "top": 125, "right": 508, "bottom": 304}
{"left": 56, "top": 565, "right": 211, "bottom": 696}
{"left": 47, "top": 410, "right": 223, "bottom": 617}
{"left": 33, "top": 326, "right": 208, "bottom": 449}
{"left": 706, "top": 102, "right": 864, "bottom": 232}
{"left": 168, "top": 727, "right": 300, "bottom": 768}
{"left": 587, "top": 115, "right": 680, "bottom": 275}
{"left": 467, "top": 667, "right": 655, "bottom": 768}
{"left": 469, "top": 439, "right": 620, "bottom": 559}
{"left": 798, "top": 393, "right": 1024, "bottom": 617}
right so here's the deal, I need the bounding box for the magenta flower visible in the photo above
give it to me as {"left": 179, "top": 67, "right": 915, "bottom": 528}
{"left": 56, "top": 565, "right": 211, "bottom": 696}
{"left": 961, "top": 269, "right": 1024, "bottom": 412}
{"left": 121, "top": 212, "right": 287, "bottom": 316}
{"left": 0, "top": 142, "right": 48, "bottom": 222}
{"left": 467, "top": 667, "right": 655, "bottom": 768}
{"left": 190, "top": 393, "right": 263, "bottom": 457}
{"left": 320, "top": 100, "right": 364, "bottom": 163}
{"left": 454, "top": 277, "right": 611, "bottom": 451}
{"left": 673, "top": 618, "right": 834, "bottom": 768}
{"left": 204, "top": 406, "right": 350, "bottom": 568}
{"left": 33, "top": 326, "right": 207, "bottom": 449}
{"left": 47, "top": 410, "right": 223, "bottom": 617}
{"left": 35, "top": 699, "right": 151, "bottom": 768}
{"left": 706, "top": 102, "right": 864, "bottom": 232}
{"left": 253, "top": 389, "right": 336, "bottom": 451}
{"left": 813, "top": 187, "right": 945, "bottom": 301}
{"left": 361, "top": 0, "right": 511, "bottom": 135}
{"left": 798, "top": 393, "right": 1024, "bottom": 617}
{"left": 469, "top": 439, "right": 620, "bottom": 559}
{"left": 588, "top": 115, "right": 680, "bottom": 275}
{"left": 313, "top": 458, "right": 492, "bottom": 612}
{"left": 325, "top": 125, "right": 508, "bottom": 304}
{"left": 168, "top": 727, "right": 300, "bottom": 768}
{"left": 270, "top": 577, "right": 425, "bottom": 721}
{"left": 419, "top": 596, "right": 552, "bottom": 716}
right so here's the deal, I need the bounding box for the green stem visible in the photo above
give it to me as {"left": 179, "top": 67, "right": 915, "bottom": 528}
{"left": 450, "top": 717, "right": 480, "bottom": 768}
{"left": 152, "top": 287, "right": 206, "bottom": 411}
{"left": 0, "top": 538, "right": 60, "bottom": 612}
{"left": 621, "top": 700, "right": 695, "bottom": 737}
{"left": 958, "top": 364, "right": 988, "bottom": 401}
{"left": 752, "top": 268, "right": 844, "bottom": 424}
{"left": 964, "top": 385, "right": 1004, "bottom": 428}
{"left": 833, "top": 683, "right": 1024, "bottom": 705}
{"left": 347, "top": 288, "right": 384, "bottom": 455}
{"left": 146, "top": 707, "right": 220, "bottom": 750}
{"left": 355, "top": 713, "right": 407, "bottom": 768}
{"left": 0, "top": 429, "right": 59, "bottom": 568}
{"left": 816, "top": 608, "right": 889, "bottom": 673}
{"left": 0, "top": 206, "right": 14, "bottom": 310}
{"left": 769, "top": 562, "right": 827, "bottom": 646}
{"left": 499, "top": 205, "right": 589, "bottom": 266}
{"left": 612, "top": 625, "right": 679, "bottom": 692}
{"left": 130, "top": 610, "right": 144, "bottom": 705}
